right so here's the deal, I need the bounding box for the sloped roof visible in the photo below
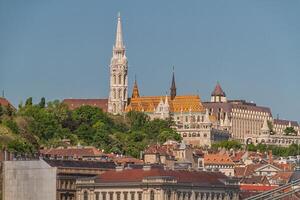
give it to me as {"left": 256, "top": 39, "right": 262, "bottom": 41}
{"left": 40, "top": 146, "right": 104, "bottom": 157}
{"left": 204, "top": 153, "right": 234, "bottom": 165}
{"left": 0, "top": 97, "right": 15, "bottom": 110}
{"left": 62, "top": 98, "right": 108, "bottom": 112}
{"left": 274, "top": 119, "right": 299, "bottom": 127}
{"left": 96, "top": 168, "right": 229, "bottom": 186}
{"left": 45, "top": 159, "right": 116, "bottom": 169}
{"left": 240, "top": 176, "right": 270, "bottom": 185}
{"left": 126, "top": 95, "right": 205, "bottom": 113}
{"left": 211, "top": 83, "right": 226, "bottom": 97}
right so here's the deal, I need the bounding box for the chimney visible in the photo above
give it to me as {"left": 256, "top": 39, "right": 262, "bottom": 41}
{"left": 268, "top": 150, "right": 273, "bottom": 164}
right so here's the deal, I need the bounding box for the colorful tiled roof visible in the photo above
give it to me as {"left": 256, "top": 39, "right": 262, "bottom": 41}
{"left": 62, "top": 99, "right": 108, "bottom": 112}
{"left": 126, "top": 95, "right": 205, "bottom": 113}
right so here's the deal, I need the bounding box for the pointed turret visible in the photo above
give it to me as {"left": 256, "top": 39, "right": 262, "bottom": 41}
{"left": 204, "top": 109, "right": 211, "bottom": 124}
{"left": 261, "top": 118, "right": 270, "bottom": 133}
{"left": 223, "top": 112, "right": 231, "bottom": 127}
{"left": 211, "top": 82, "right": 227, "bottom": 103}
{"left": 114, "top": 12, "right": 124, "bottom": 49}
{"left": 170, "top": 67, "right": 177, "bottom": 100}
{"left": 131, "top": 77, "right": 140, "bottom": 99}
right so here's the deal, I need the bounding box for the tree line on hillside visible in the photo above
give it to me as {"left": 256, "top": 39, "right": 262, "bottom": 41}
{"left": 212, "top": 140, "right": 300, "bottom": 157}
{"left": 0, "top": 97, "right": 181, "bottom": 158}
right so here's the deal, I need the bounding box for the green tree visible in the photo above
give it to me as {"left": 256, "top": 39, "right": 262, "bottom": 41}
{"left": 25, "top": 97, "right": 33, "bottom": 107}
{"left": 284, "top": 127, "right": 297, "bottom": 135}
{"left": 39, "top": 97, "right": 46, "bottom": 108}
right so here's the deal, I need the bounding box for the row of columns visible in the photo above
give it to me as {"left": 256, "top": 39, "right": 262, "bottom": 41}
{"left": 76, "top": 190, "right": 238, "bottom": 200}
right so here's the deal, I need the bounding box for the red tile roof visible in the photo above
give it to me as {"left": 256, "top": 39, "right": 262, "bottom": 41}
{"left": 211, "top": 83, "right": 226, "bottom": 97}
{"left": 231, "top": 151, "right": 245, "bottom": 162}
{"left": 240, "top": 185, "right": 277, "bottom": 192}
{"left": 40, "top": 146, "right": 104, "bottom": 157}
{"left": 112, "top": 157, "right": 143, "bottom": 165}
{"left": 0, "top": 97, "right": 15, "bottom": 109}
{"left": 144, "top": 144, "right": 174, "bottom": 156}
{"left": 62, "top": 98, "right": 108, "bottom": 112}
{"left": 204, "top": 153, "right": 234, "bottom": 165}
{"left": 96, "top": 168, "right": 229, "bottom": 187}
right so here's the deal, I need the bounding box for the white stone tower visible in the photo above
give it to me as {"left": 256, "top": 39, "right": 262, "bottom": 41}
{"left": 108, "top": 13, "right": 128, "bottom": 114}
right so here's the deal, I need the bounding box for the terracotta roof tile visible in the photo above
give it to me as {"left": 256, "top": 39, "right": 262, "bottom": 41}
{"left": 126, "top": 95, "right": 205, "bottom": 113}
{"left": 204, "top": 153, "right": 234, "bottom": 165}
{"left": 40, "top": 147, "right": 103, "bottom": 157}
{"left": 0, "top": 97, "right": 15, "bottom": 110}
{"left": 96, "top": 168, "right": 229, "bottom": 187}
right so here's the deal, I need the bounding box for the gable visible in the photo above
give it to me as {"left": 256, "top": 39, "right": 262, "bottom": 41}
{"left": 255, "top": 164, "right": 282, "bottom": 173}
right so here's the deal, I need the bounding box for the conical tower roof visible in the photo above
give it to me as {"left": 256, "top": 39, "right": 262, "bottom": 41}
{"left": 170, "top": 67, "right": 177, "bottom": 100}
{"left": 131, "top": 78, "right": 140, "bottom": 98}
{"left": 211, "top": 82, "right": 226, "bottom": 97}
{"left": 261, "top": 118, "right": 270, "bottom": 132}
{"left": 114, "top": 13, "right": 124, "bottom": 49}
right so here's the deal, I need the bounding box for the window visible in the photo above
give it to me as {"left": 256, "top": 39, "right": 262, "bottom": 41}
{"left": 109, "top": 192, "right": 113, "bottom": 200}
{"left": 113, "top": 75, "right": 116, "bottom": 84}
{"left": 84, "top": 191, "right": 88, "bottom": 200}
{"left": 150, "top": 191, "right": 155, "bottom": 200}
{"left": 138, "top": 193, "right": 142, "bottom": 200}
{"left": 130, "top": 192, "right": 135, "bottom": 200}
{"left": 119, "top": 74, "right": 122, "bottom": 84}
{"left": 117, "top": 192, "right": 121, "bottom": 200}
{"left": 124, "top": 192, "right": 128, "bottom": 200}
{"left": 95, "top": 192, "right": 100, "bottom": 200}
{"left": 102, "top": 192, "right": 107, "bottom": 200}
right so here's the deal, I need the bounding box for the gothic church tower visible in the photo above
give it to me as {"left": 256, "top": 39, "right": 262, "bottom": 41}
{"left": 108, "top": 13, "right": 128, "bottom": 114}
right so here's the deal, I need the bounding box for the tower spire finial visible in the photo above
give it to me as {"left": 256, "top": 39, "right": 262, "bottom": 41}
{"left": 170, "top": 67, "right": 176, "bottom": 100}
{"left": 115, "top": 12, "right": 124, "bottom": 49}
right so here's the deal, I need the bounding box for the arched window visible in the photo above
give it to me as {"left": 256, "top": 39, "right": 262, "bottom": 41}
{"left": 113, "top": 74, "right": 116, "bottom": 84}
{"left": 150, "top": 190, "right": 155, "bottom": 200}
{"left": 84, "top": 191, "right": 88, "bottom": 200}
{"left": 113, "top": 104, "right": 116, "bottom": 113}
{"left": 113, "top": 89, "right": 116, "bottom": 99}
{"left": 119, "top": 74, "right": 122, "bottom": 85}
{"left": 118, "top": 89, "right": 122, "bottom": 98}
{"left": 123, "top": 89, "right": 127, "bottom": 100}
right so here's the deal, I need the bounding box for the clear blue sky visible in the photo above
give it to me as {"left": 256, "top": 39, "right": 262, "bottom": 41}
{"left": 0, "top": 1, "right": 299, "bottom": 121}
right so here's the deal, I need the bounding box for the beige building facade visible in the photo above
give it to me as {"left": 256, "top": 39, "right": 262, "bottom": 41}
{"left": 75, "top": 167, "right": 239, "bottom": 200}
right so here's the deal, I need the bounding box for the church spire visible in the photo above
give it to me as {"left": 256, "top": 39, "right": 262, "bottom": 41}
{"left": 170, "top": 67, "right": 176, "bottom": 100}
{"left": 131, "top": 76, "right": 140, "bottom": 99}
{"left": 114, "top": 12, "right": 124, "bottom": 49}
{"left": 108, "top": 13, "right": 128, "bottom": 115}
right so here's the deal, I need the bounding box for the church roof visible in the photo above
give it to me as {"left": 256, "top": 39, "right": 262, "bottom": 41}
{"left": 126, "top": 95, "right": 205, "bottom": 113}
{"left": 63, "top": 99, "right": 108, "bottom": 112}
{"left": 0, "top": 97, "right": 15, "bottom": 110}
{"left": 211, "top": 82, "right": 226, "bottom": 97}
